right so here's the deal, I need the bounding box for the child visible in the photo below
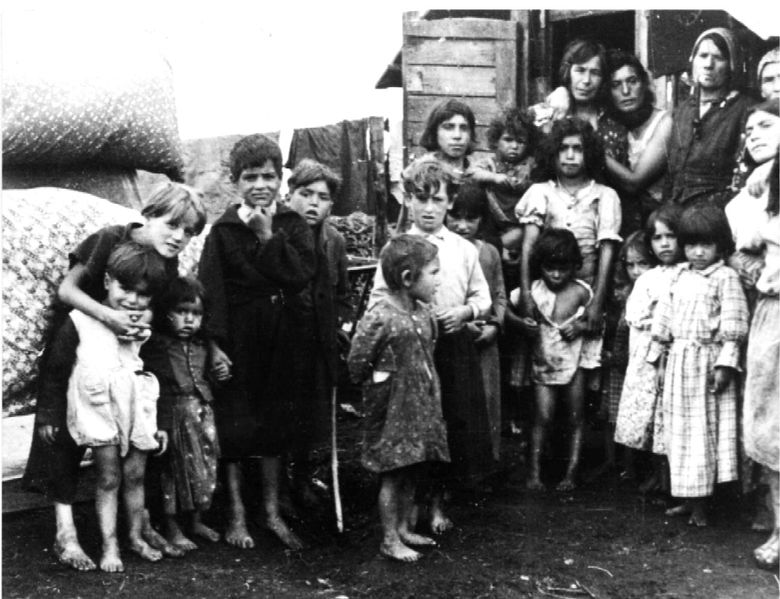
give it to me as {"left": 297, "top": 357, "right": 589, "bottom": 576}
{"left": 524, "top": 228, "right": 594, "bottom": 492}
{"left": 470, "top": 107, "right": 539, "bottom": 260}
{"left": 348, "top": 234, "right": 449, "bottom": 562}
{"left": 141, "top": 277, "right": 226, "bottom": 551}
{"left": 198, "top": 134, "right": 315, "bottom": 550}
{"left": 368, "top": 157, "right": 492, "bottom": 533}
{"left": 446, "top": 181, "right": 506, "bottom": 461}
{"left": 284, "top": 159, "right": 351, "bottom": 508}
{"left": 516, "top": 117, "right": 622, "bottom": 379}
{"left": 46, "top": 242, "right": 170, "bottom": 572}
{"left": 596, "top": 230, "right": 657, "bottom": 481}
{"left": 417, "top": 99, "right": 477, "bottom": 179}
{"left": 26, "top": 182, "right": 207, "bottom": 570}
{"left": 615, "top": 206, "right": 684, "bottom": 493}
{"left": 648, "top": 204, "right": 748, "bottom": 526}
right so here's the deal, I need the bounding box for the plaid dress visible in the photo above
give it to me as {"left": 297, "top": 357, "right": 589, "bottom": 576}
{"left": 648, "top": 261, "right": 748, "bottom": 497}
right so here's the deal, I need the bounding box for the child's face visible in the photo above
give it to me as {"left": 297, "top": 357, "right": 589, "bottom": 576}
{"left": 685, "top": 242, "right": 719, "bottom": 270}
{"left": 556, "top": 134, "right": 586, "bottom": 180}
{"left": 103, "top": 275, "right": 152, "bottom": 313}
{"left": 288, "top": 180, "right": 333, "bottom": 227}
{"left": 540, "top": 262, "right": 575, "bottom": 292}
{"left": 496, "top": 132, "right": 527, "bottom": 164}
{"left": 650, "top": 221, "right": 680, "bottom": 266}
{"left": 145, "top": 213, "right": 199, "bottom": 258}
{"left": 237, "top": 160, "right": 281, "bottom": 209}
{"left": 624, "top": 247, "right": 652, "bottom": 282}
{"left": 446, "top": 212, "right": 480, "bottom": 242}
{"left": 569, "top": 55, "right": 603, "bottom": 103}
{"left": 410, "top": 185, "right": 452, "bottom": 234}
{"left": 408, "top": 257, "right": 440, "bottom": 304}
{"left": 167, "top": 298, "right": 204, "bottom": 339}
{"left": 436, "top": 115, "right": 470, "bottom": 160}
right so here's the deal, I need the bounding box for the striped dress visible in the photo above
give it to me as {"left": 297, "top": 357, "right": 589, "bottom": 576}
{"left": 647, "top": 261, "right": 748, "bottom": 497}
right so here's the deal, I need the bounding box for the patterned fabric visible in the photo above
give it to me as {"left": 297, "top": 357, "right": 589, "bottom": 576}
{"left": 649, "top": 262, "right": 749, "bottom": 496}
{"left": 348, "top": 299, "right": 449, "bottom": 473}
{"left": 602, "top": 310, "right": 629, "bottom": 424}
{"left": 2, "top": 14, "right": 183, "bottom": 177}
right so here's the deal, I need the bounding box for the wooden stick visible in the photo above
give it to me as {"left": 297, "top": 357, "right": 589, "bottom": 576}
{"left": 331, "top": 385, "right": 344, "bottom": 533}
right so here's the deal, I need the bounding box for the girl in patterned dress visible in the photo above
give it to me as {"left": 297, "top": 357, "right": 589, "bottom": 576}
{"left": 348, "top": 235, "right": 450, "bottom": 563}
{"left": 615, "top": 206, "right": 684, "bottom": 494}
{"left": 647, "top": 204, "right": 748, "bottom": 526}
{"left": 141, "top": 277, "right": 226, "bottom": 552}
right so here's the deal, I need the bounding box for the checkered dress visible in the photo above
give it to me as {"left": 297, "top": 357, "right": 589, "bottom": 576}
{"left": 648, "top": 262, "right": 749, "bottom": 497}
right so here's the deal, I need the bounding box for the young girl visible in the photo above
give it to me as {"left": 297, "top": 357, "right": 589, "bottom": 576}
{"left": 524, "top": 228, "right": 594, "bottom": 492}
{"left": 50, "top": 242, "right": 170, "bottom": 572}
{"left": 26, "top": 182, "right": 207, "bottom": 570}
{"left": 348, "top": 234, "right": 449, "bottom": 562}
{"left": 417, "top": 98, "right": 477, "bottom": 179}
{"left": 648, "top": 204, "right": 749, "bottom": 526}
{"left": 615, "top": 206, "right": 684, "bottom": 493}
{"left": 596, "top": 230, "right": 657, "bottom": 481}
{"left": 141, "top": 277, "right": 226, "bottom": 552}
{"left": 446, "top": 182, "right": 507, "bottom": 461}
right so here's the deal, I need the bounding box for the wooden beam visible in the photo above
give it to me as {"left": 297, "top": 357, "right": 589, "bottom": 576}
{"left": 547, "top": 10, "right": 624, "bottom": 22}
{"left": 405, "top": 38, "right": 497, "bottom": 67}
{"left": 405, "top": 18, "right": 518, "bottom": 40}
{"left": 406, "top": 65, "right": 497, "bottom": 97}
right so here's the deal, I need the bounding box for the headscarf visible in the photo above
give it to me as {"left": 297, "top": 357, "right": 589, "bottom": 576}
{"left": 757, "top": 47, "right": 780, "bottom": 82}
{"left": 689, "top": 27, "right": 747, "bottom": 91}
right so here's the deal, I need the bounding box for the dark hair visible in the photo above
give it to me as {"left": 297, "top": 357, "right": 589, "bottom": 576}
{"left": 288, "top": 158, "right": 342, "bottom": 197}
{"left": 486, "top": 107, "right": 538, "bottom": 153}
{"left": 449, "top": 180, "right": 487, "bottom": 220}
{"left": 744, "top": 99, "right": 780, "bottom": 169}
{"left": 228, "top": 134, "right": 283, "bottom": 182}
{"left": 767, "top": 152, "right": 779, "bottom": 216}
{"left": 380, "top": 234, "right": 439, "bottom": 291}
{"left": 559, "top": 38, "right": 610, "bottom": 107}
{"left": 619, "top": 229, "right": 658, "bottom": 273}
{"left": 105, "top": 241, "right": 169, "bottom": 297}
{"left": 419, "top": 99, "right": 477, "bottom": 153}
{"left": 535, "top": 117, "right": 604, "bottom": 180}
{"left": 530, "top": 228, "right": 583, "bottom": 281}
{"left": 606, "top": 50, "right": 656, "bottom": 127}
{"left": 141, "top": 182, "right": 207, "bottom": 236}
{"left": 678, "top": 204, "right": 735, "bottom": 257}
{"left": 152, "top": 276, "right": 207, "bottom": 333}
{"left": 402, "top": 157, "right": 459, "bottom": 202}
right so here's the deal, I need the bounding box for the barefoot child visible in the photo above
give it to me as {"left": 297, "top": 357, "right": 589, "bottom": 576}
{"left": 615, "top": 206, "right": 684, "bottom": 493}
{"left": 198, "top": 134, "right": 315, "bottom": 550}
{"left": 47, "top": 242, "right": 170, "bottom": 571}
{"left": 648, "top": 204, "right": 748, "bottom": 527}
{"left": 348, "top": 234, "right": 449, "bottom": 562}
{"left": 25, "top": 182, "right": 207, "bottom": 569}
{"left": 141, "top": 277, "right": 227, "bottom": 551}
{"left": 524, "top": 228, "right": 594, "bottom": 492}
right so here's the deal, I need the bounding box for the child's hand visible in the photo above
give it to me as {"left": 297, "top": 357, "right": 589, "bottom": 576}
{"left": 474, "top": 323, "right": 499, "bottom": 347}
{"left": 493, "top": 173, "right": 512, "bottom": 188}
{"left": 747, "top": 161, "right": 773, "bottom": 198}
{"left": 154, "top": 431, "right": 169, "bottom": 455}
{"left": 519, "top": 316, "right": 539, "bottom": 336}
{"left": 101, "top": 306, "right": 151, "bottom": 340}
{"left": 37, "top": 424, "right": 58, "bottom": 445}
{"left": 465, "top": 321, "right": 482, "bottom": 339}
{"left": 559, "top": 319, "right": 584, "bottom": 341}
{"left": 436, "top": 306, "right": 472, "bottom": 334}
{"left": 712, "top": 366, "right": 733, "bottom": 394}
{"left": 210, "top": 345, "right": 233, "bottom": 381}
{"left": 585, "top": 303, "right": 603, "bottom": 333}
{"left": 247, "top": 207, "right": 273, "bottom": 240}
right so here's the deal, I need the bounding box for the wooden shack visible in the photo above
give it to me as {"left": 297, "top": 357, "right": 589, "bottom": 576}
{"left": 376, "top": 9, "right": 777, "bottom": 165}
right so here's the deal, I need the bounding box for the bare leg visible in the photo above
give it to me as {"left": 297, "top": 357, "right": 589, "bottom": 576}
{"left": 144, "top": 469, "right": 186, "bottom": 556}
{"left": 527, "top": 385, "right": 555, "bottom": 491}
{"left": 164, "top": 514, "right": 197, "bottom": 551}
{"left": 224, "top": 461, "right": 254, "bottom": 549}
{"left": 557, "top": 371, "right": 584, "bottom": 492}
{"left": 398, "top": 466, "right": 435, "bottom": 547}
{"left": 687, "top": 497, "right": 708, "bottom": 527}
{"left": 123, "top": 449, "right": 162, "bottom": 561}
{"left": 53, "top": 502, "right": 96, "bottom": 571}
{"left": 93, "top": 446, "right": 123, "bottom": 572}
{"left": 429, "top": 489, "right": 453, "bottom": 534}
{"left": 755, "top": 470, "right": 780, "bottom": 568}
{"left": 262, "top": 456, "right": 303, "bottom": 550}
{"left": 378, "top": 471, "right": 420, "bottom": 562}
{"left": 191, "top": 510, "right": 220, "bottom": 542}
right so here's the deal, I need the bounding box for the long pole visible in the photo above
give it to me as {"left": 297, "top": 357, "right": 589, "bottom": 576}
{"left": 331, "top": 385, "right": 344, "bottom": 533}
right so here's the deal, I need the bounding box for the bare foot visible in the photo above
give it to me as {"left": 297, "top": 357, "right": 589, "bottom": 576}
{"left": 687, "top": 508, "right": 708, "bottom": 528}
{"left": 143, "top": 523, "right": 185, "bottom": 557}
{"left": 225, "top": 518, "right": 255, "bottom": 549}
{"left": 380, "top": 540, "right": 421, "bottom": 562}
{"left": 165, "top": 529, "right": 198, "bottom": 552}
{"left": 526, "top": 477, "right": 546, "bottom": 492}
{"left": 399, "top": 531, "right": 437, "bottom": 547}
{"left": 429, "top": 508, "right": 454, "bottom": 535}
{"left": 191, "top": 522, "right": 220, "bottom": 543}
{"left": 754, "top": 530, "right": 779, "bottom": 569}
{"left": 665, "top": 503, "right": 692, "bottom": 517}
{"left": 556, "top": 477, "right": 577, "bottom": 492}
{"left": 99, "top": 543, "right": 124, "bottom": 573}
{"left": 53, "top": 537, "right": 96, "bottom": 571}
{"left": 265, "top": 515, "right": 304, "bottom": 550}
{"left": 129, "top": 538, "right": 163, "bottom": 562}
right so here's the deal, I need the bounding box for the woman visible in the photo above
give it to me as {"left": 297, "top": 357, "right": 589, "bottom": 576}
{"left": 416, "top": 98, "right": 477, "bottom": 180}
{"left": 758, "top": 47, "right": 780, "bottom": 101}
{"left": 664, "top": 27, "right": 754, "bottom": 208}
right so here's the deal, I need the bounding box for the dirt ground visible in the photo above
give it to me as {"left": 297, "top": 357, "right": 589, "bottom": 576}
{"left": 3, "top": 401, "right": 778, "bottom": 599}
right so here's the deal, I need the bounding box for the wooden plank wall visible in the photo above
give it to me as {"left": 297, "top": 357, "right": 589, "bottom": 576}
{"left": 402, "top": 16, "right": 520, "bottom": 164}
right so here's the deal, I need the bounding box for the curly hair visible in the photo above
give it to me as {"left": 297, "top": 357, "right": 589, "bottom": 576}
{"left": 402, "top": 157, "right": 460, "bottom": 202}
{"left": 418, "top": 99, "right": 477, "bottom": 153}
{"left": 380, "top": 234, "right": 439, "bottom": 291}
{"left": 228, "top": 134, "right": 283, "bottom": 181}
{"left": 288, "top": 158, "right": 342, "bottom": 196}
{"left": 535, "top": 117, "right": 605, "bottom": 180}
{"left": 485, "top": 107, "right": 539, "bottom": 153}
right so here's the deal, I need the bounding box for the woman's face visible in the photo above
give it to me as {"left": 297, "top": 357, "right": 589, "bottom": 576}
{"left": 692, "top": 38, "right": 729, "bottom": 92}
{"left": 760, "top": 62, "right": 780, "bottom": 100}
{"left": 569, "top": 55, "right": 603, "bottom": 104}
{"left": 610, "top": 65, "right": 645, "bottom": 114}
{"left": 745, "top": 109, "right": 780, "bottom": 165}
{"left": 436, "top": 114, "right": 471, "bottom": 160}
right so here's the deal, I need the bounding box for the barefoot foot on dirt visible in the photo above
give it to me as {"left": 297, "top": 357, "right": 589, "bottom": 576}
{"left": 53, "top": 537, "right": 96, "bottom": 571}
{"left": 143, "top": 524, "right": 185, "bottom": 557}
{"left": 754, "top": 529, "right": 779, "bottom": 569}
{"left": 429, "top": 508, "right": 453, "bottom": 534}
{"left": 99, "top": 544, "right": 124, "bottom": 573}
{"left": 166, "top": 530, "right": 198, "bottom": 552}
{"left": 225, "top": 519, "right": 255, "bottom": 549}
{"left": 129, "top": 538, "right": 163, "bottom": 562}
{"left": 556, "top": 478, "right": 577, "bottom": 492}
{"left": 265, "top": 516, "right": 304, "bottom": 550}
{"left": 526, "top": 477, "right": 546, "bottom": 492}
{"left": 191, "top": 522, "right": 220, "bottom": 543}
{"left": 399, "top": 531, "right": 437, "bottom": 547}
{"left": 380, "top": 540, "right": 421, "bottom": 562}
